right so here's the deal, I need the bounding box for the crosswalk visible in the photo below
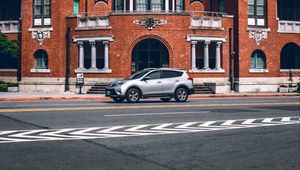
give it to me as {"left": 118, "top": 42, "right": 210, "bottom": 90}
{"left": 0, "top": 116, "right": 299, "bottom": 144}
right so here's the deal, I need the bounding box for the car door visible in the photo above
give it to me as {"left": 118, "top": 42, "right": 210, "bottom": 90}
{"left": 141, "top": 70, "right": 163, "bottom": 95}
{"left": 161, "top": 70, "right": 183, "bottom": 94}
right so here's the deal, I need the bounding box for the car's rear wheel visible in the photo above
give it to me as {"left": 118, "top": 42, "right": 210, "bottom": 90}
{"left": 175, "top": 88, "right": 188, "bottom": 102}
{"left": 112, "top": 97, "right": 125, "bottom": 103}
{"left": 160, "top": 97, "right": 171, "bottom": 102}
{"left": 126, "top": 88, "right": 141, "bottom": 103}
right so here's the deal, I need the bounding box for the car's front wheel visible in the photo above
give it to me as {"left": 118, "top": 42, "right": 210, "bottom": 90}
{"left": 112, "top": 97, "right": 125, "bottom": 103}
{"left": 175, "top": 87, "right": 188, "bottom": 102}
{"left": 126, "top": 88, "right": 141, "bottom": 103}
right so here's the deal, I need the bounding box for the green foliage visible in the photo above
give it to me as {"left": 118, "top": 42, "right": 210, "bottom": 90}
{"left": 0, "top": 84, "right": 8, "bottom": 92}
{"left": 297, "top": 82, "right": 300, "bottom": 93}
{"left": 0, "top": 32, "right": 19, "bottom": 58}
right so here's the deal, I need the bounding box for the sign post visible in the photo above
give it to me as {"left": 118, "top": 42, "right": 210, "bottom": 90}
{"left": 76, "top": 73, "right": 84, "bottom": 94}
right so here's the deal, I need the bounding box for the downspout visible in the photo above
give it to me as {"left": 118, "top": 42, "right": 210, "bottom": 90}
{"left": 65, "top": 27, "right": 70, "bottom": 92}
{"left": 85, "top": 0, "right": 88, "bottom": 16}
{"left": 229, "top": 27, "right": 234, "bottom": 91}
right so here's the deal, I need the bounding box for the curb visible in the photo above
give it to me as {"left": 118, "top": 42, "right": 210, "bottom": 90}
{"left": 0, "top": 93, "right": 299, "bottom": 101}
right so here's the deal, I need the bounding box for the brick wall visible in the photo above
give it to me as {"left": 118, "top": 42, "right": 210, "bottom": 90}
{"left": 236, "top": 0, "right": 300, "bottom": 78}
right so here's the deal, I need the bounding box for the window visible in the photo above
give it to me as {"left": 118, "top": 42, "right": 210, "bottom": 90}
{"left": 34, "top": 50, "right": 48, "bottom": 69}
{"left": 147, "top": 71, "right": 161, "bottom": 80}
{"left": 113, "top": 0, "right": 184, "bottom": 12}
{"left": 136, "top": 0, "right": 148, "bottom": 11}
{"left": 280, "top": 43, "right": 300, "bottom": 69}
{"left": 251, "top": 50, "right": 266, "bottom": 69}
{"left": 176, "top": 0, "right": 184, "bottom": 11}
{"left": 33, "top": 0, "right": 51, "bottom": 26}
{"left": 151, "top": 0, "right": 162, "bottom": 11}
{"left": 248, "top": 0, "right": 266, "bottom": 26}
{"left": 161, "top": 70, "right": 183, "bottom": 78}
{"left": 277, "top": 0, "right": 300, "bottom": 21}
{"left": 74, "top": 0, "right": 79, "bottom": 14}
{"left": 219, "top": 0, "right": 225, "bottom": 12}
{"left": 114, "top": 0, "right": 121, "bottom": 11}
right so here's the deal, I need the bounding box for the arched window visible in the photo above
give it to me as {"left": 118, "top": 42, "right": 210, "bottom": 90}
{"left": 251, "top": 50, "right": 266, "bottom": 69}
{"left": 34, "top": 50, "right": 48, "bottom": 69}
{"left": 280, "top": 43, "right": 300, "bottom": 69}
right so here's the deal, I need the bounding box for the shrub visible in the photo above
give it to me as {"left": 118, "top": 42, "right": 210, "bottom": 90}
{"left": 0, "top": 84, "right": 8, "bottom": 92}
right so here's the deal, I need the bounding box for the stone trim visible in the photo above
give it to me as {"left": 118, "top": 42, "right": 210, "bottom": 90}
{"left": 249, "top": 69, "right": 269, "bottom": 73}
{"left": 280, "top": 69, "right": 300, "bottom": 72}
{"left": 73, "top": 35, "right": 114, "bottom": 42}
{"left": 75, "top": 68, "right": 112, "bottom": 74}
{"left": 186, "top": 35, "right": 226, "bottom": 42}
{"left": 0, "top": 69, "right": 17, "bottom": 72}
{"left": 30, "top": 69, "right": 51, "bottom": 73}
{"left": 189, "top": 68, "right": 225, "bottom": 73}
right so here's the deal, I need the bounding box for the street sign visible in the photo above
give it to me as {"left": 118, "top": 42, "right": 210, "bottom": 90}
{"left": 76, "top": 73, "right": 84, "bottom": 85}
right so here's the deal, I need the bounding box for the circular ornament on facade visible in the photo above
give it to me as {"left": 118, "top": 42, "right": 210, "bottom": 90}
{"left": 145, "top": 17, "right": 155, "bottom": 29}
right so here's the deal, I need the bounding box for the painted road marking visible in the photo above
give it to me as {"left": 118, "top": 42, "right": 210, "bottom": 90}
{"left": 104, "top": 111, "right": 209, "bottom": 117}
{"left": 0, "top": 116, "right": 299, "bottom": 144}
{"left": 0, "top": 102, "right": 298, "bottom": 113}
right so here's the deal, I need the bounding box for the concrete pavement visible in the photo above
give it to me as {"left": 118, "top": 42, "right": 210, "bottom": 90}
{"left": 0, "top": 91, "right": 299, "bottom": 101}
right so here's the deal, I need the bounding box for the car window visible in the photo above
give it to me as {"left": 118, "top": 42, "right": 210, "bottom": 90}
{"left": 161, "top": 70, "right": 183, "bottom": 79}
{"left": 147, "top": 71, "right": 161, "bottom": 80}
{"left": 129, "top": 70, "right": 150, "bottom": 79}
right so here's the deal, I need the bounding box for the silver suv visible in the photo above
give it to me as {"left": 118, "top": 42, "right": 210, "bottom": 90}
{"left": 105, "top": 68, "right": 194, "bottom": 103}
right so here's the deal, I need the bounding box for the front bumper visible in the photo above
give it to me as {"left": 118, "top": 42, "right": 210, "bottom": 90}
{"left": 105, "top": 88, "right": 124, "bottom": 98}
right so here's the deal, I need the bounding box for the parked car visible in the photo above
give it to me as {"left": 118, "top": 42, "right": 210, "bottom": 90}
{"left": 105, "top": 68, "right": 194, "bottom": 103}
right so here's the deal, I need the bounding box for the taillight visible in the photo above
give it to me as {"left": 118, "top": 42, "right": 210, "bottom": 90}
{"left": 188, "top": 77, "right": 193, "bottom": 82}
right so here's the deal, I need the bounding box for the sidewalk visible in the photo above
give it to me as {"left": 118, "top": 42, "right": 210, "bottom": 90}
{"left": 0, "top": 92, "right": 299, "bottom": 101}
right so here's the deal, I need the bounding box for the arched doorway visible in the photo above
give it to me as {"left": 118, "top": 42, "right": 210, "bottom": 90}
{"left": 132, "top": 38, "right": 169, "bottom": 72}
{"left": 280, "top": 43, "right": 300, "bottom": 69}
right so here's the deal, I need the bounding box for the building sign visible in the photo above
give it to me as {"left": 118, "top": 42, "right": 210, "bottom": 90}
{"left": 191, "top": 0, "right": 204, "bottom": 3}
{"left": 95, "top": 0, "right": 108, "bottom": 4}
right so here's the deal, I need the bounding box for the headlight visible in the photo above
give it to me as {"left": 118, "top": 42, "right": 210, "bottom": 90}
{"left": 115, "top": 83, "right": 123, "bottom": 87}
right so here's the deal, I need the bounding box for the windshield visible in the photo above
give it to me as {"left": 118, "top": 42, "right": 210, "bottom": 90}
{"left": 129, "top": 70, "right": 150, "bottom": 80}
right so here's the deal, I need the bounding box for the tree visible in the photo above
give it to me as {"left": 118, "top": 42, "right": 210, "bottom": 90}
{"left": 0, "top": 32, "right": 19, "bottom": 68}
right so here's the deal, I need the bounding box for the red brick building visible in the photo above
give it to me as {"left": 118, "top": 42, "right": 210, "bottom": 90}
{"left": 0, "top": 0, "right": 299, "bottom": 93}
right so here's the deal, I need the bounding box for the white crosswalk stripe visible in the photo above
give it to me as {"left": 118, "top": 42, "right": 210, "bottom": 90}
{"left": 0, "top": 116, "right": 299, "bottom": 144}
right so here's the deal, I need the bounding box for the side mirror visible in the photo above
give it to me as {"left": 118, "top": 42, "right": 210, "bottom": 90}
{"left": 142, "top": 76, "right": 150, "bottom": 81}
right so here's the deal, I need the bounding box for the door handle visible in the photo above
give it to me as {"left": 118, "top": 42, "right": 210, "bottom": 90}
{"left": 157, "top": 81, "right": 162, "bottom": 83}
{"left": 175, "top": 80, "right": 179, "bottom": 82}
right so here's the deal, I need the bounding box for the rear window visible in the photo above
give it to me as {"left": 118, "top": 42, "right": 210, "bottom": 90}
{"left": 161, "top": 70, "right": 183, "bottom": 79}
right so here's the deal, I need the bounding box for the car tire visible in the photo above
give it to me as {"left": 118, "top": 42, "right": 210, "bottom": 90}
{"left": 126, "top": 88, "right": 141, "bottom": 103}
{"left": 175, "top": 87, "right": 188, "bottom": 102}
{"left": 160, "top": 98, "right": 171, "bottom": 102}
{"left": 112, "top": 97, "right": 125, "bottom": 103}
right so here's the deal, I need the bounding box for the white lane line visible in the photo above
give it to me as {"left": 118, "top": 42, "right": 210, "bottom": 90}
{"left": 242, "top": 119, "right": 256, "bottom": 125}
{"left": 221, "top": 120, "right": 236, "bottom": 126}
{"left": 281, "top": 117, "right": 291, "bottom": 122}
{"left": 262, "top": 118, "right": 273, "bottom": 123}
{"left": 176, "top": 122, "right": 198, "bottom": 129}
{"left": 104, "top": 111, "right": 210, "bottom": 117}
{"left": 199, "top": 121, "right": 216, "bottom": 127}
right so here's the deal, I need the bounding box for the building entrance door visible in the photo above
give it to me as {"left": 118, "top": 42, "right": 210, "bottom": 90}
{"left": 132, "top": 39, "right": 169, "bottom": 72}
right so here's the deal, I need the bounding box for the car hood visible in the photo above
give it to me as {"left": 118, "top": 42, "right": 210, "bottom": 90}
{"left": 107, "top": 79, "right": 130, "bottom": 87}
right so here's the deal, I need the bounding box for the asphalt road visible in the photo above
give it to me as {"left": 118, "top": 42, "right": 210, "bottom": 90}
{"left": 0, "top": 97, "right": 299, "bottom": 170}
